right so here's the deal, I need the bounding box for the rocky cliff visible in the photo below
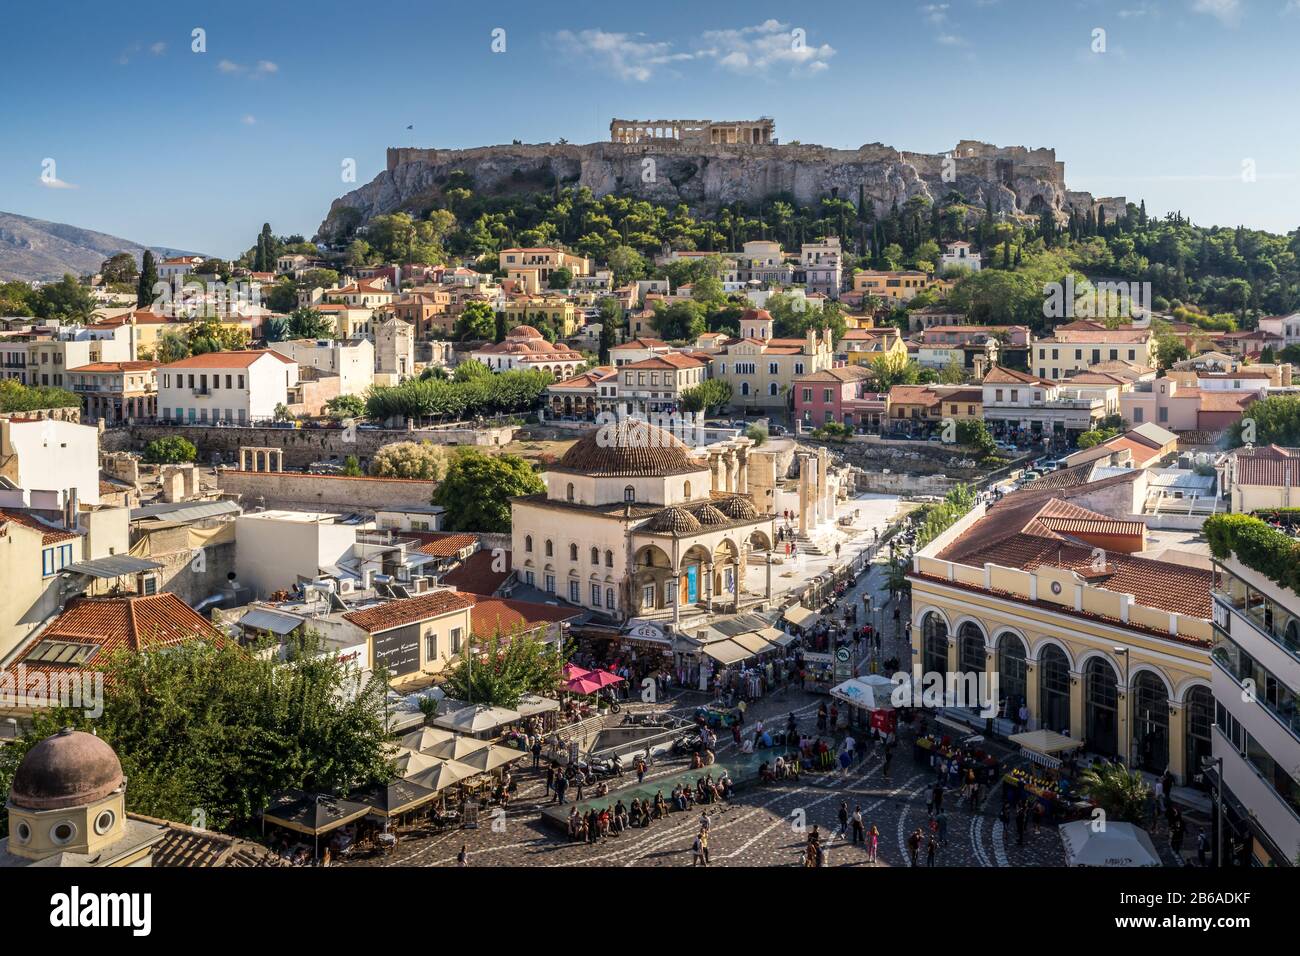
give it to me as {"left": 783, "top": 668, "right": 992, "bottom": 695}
{"left": 316, "top": 139, "right": 1123, "bottom": 242}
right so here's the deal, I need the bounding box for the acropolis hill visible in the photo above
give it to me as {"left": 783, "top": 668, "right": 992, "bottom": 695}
{"left": 316, "top": 117, "right": 1123, "bottom": 241}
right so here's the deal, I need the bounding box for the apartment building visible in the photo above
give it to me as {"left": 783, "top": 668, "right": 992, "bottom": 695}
{"left": 269, "top": 338, "right": 374, "bottom": 397}
{"left": 158, "top": 350, "right": 298, "bottom": 425}
{"left": 65, "top": 360, "right": 158, "bottom": 422}
{"left": 1034, "top": 321, "right": 1156, "bottom": 379}
{"left": 616, "top": 353, "right": 708, "bottom": 417}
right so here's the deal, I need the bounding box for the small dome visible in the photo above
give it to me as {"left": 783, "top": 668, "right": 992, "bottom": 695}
{"left": 716, "top": 495, "right": 759, "bottom": 520}
{"left": 693, "top": 504, "right": 729, "bottom": 526}
{"left": 509, "top": 325, "right": 543, "bottom": 339}
{"left": 556, "top": 419, "right": 701, "bottom": 477}
{"left": 10, "top": 729, "right": 124, "bottom": 811}
{"left": 648, "top": 507, "right": 701, "bottom": 534}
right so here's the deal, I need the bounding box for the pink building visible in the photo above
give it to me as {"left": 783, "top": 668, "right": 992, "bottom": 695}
{"left": 795, "top": 365, "right": 886, "bottom": 430}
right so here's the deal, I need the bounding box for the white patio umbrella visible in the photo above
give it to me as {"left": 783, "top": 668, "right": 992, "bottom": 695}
{"left": 459, "top": 744, "right": 526, "bottom": 775}
{"left": 390, "top": 748, "right": 442, "bottom": 777}
{"left": 425, "top": 735, "right": 491, "bottom": 761}
{"left": 1059, "top": 821, "right": 1162, "bottom": 867}
{"left": 431, "top": 703, "right": 522, "bottom": 734}
{"left": 406, "top": 759, "right": 479, "bottom": 793}
{"left": 399, "top": 726, "right": 455, "bottom": 754}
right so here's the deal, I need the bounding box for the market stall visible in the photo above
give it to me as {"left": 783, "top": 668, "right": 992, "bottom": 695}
{"left": 913, "top": 731, "right": 1001, "bottom": 785}
{"left": 431, "top": 703, "right": 523, "bottom": 736}
{"left": 800, "top": 651, "right": 835, "bottom": 693}
{"left": 1008, "top": 729, "right": 1084, "bottom": 769}
{"left": 829, "top": 674, "right": 898, "bottom": 733}
{"left": 782, "top": 604, "right": 818, "bottom": 630}
{"left": 261, "top": 790, "right": 372, "bottom": 862}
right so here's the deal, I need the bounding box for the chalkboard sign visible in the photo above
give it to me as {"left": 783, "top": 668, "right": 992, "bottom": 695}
{"left": 373, "top": 626, "right": 420, "bottom": 676}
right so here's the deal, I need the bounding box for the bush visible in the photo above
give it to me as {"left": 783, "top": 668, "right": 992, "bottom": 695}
{"left": 1204, "top": 513, "right": 1300, "bottom": 593}
{"left": 369, "top": 441, "right": 447, "bottom": 480}
{"left": 745, "top": 424, "right": 768, "bottom": 446}
{"left": 142, "top": 435, "right": 197, "bottom": 464}
{"left": 0, "top": 379, "right": 79, "bottom": 412}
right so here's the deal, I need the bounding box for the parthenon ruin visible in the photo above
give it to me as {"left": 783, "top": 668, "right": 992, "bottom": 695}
{"left": 609, "top": 117, "right": 775, "bottom": 146}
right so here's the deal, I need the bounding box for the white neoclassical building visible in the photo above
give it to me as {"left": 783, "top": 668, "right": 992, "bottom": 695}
{"left": 510, "top": 420, "right": 774, "bottom": 629}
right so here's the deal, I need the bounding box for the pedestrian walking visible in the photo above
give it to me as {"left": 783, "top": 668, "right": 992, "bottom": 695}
{"left": 544, "top": 763, "right": 555, "bottom": 798}
{"left": 851, "top": 806, "right": 864, "bottom": 845}
{"left": 531, "top": 737, "right": 542, "bottom": 770}
{"left": 554, "top": 773, "right": 568, "bottom": 805}
{"left": 691, "top": 831, "right": 704, "bottom": 866}
{"left": 867, "top": 824, "right": 879, "bottom": 863}
{"left": 700, "top": 827, "right": 710, "bottom": 865}
{"left": 907, "top": 828, "right": 922, "bottom": 866}
{"left": 926, "top": 835, "right": 937, "bottom": 867}
{"left": 838, "top": 800, "right": 849, "bottom": 838}
{"left": 456, "top": 845, "right": 468, "bottom": 867}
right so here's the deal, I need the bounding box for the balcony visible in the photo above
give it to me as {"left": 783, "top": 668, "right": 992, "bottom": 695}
{"left": 1211, "top": 651, "right": 1300, "bottom": 757}
{"left": 1212, "top": 726, "right": 1300, "bottom": 860}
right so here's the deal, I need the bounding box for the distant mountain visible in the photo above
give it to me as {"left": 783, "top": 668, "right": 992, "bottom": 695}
{"left": 0, "top": 210, "right": 203, "bottom": 283}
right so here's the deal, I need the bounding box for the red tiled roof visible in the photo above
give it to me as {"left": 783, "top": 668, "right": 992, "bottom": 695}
{"left": 621, "top": 353, "right": 706, "bottom": 371}
{"left": 982, "top": 365, "right": 1051, "bottom": 386}
{"left": 161, "top": 350, "right": 292, "bottom": 370}
{"left": 0, "top": 509, "right": 80, "bottom": 545}
{"left": 66, "top": 361, "right": 159, "bottom": 374}
{"left": 935, "top": 493, "right": 1211, "bottom": 618}
{"left": 888, "top": 385, "right": 940, "bottom": 407}
{"left": 341, "top": 589, "right": 474, "bottom": 633}
{"left": 8, "top": 593, "right": 221, "bottom": 677}
{"left": 406, "top": 531, "right": 480, "bottom": 558}
{"left": 611, "top": 338, "right": 669, "bottom": 350}
{"left": 469, "top": 596, "right": 580, "bottom": 639}
{"left": 440, "top": 549, "right": 511, "bottom": 596}
{"left": 1235, "top": 446, "right": 1300, "bottom": 486}
{"left": 1199, "top": 391, "right": 1255, "bottom": 413}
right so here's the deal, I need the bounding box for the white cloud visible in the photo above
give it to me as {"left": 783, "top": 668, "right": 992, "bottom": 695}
{"left": 218, "top": 58, "right": 280, "bottom": 77}
{"left": 699, "top": 20, "right": 836, "bottom": 76}
{"left": 921, "top": 4, "right": 951, "bottom": 25}
{"left": 38, "top": 176, "right": 77, "bottom": 190}
{"left": 241, "top": 114, "right": 257, "bottom": 125}
{"left": 551, "top": 29, "right": 693, "bottom": 82}
{"left": 936, "top": 33, "right": 969, "bottom": 46}
{"left": 1192, "top": 0, "right": 1242, "bottom": 24}
{"left": 150, "top": 41, "right": 167, "bottom": 55}
{"left": 551, "top": 21, "right": 834, "bottom": 81}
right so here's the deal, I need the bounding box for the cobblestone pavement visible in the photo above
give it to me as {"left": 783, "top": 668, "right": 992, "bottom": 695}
{"left": 343, "top": 682, "right": 1067, "bottom": 868}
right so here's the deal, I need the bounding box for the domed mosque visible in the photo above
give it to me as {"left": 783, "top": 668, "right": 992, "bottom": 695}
{"left": 510, "top": 418, "right": 776, "bottom": 629}
{"left": 0, "top": 728, "right": 166, "bottom": 867}
{"left": 1, "top": 728, "right": 284, "bottom": 868}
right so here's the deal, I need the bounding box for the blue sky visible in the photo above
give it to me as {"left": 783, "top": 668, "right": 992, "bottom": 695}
{"left": 2, "top": 0, "right": 1298, "bottom": 257}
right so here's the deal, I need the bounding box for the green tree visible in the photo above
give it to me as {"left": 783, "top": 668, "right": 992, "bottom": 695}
{"left": 1078, "top": 761, "right": 1152, "bottom": 825}
{"left": 137, "top": 250, "right": 159, "bottom": 308}
{"left": 454, "top": 301, "right": 496, "bottom": 341}
{"left": 680, "top": 379, "right": 733, "bottom": 414}
{"left": 432, "top": 450, "right": 544, "bottom": 532}
{"left": 35, "top": 274, "right": 95, "bottom": 322}
{"left": 287, "top": 307, "right": 335, "bottom": 340}
{"left": 0, "top": 379, "right": 79, "bottom": 412}
{"left": 607, "top": 244, "right": 646, "bottom": 285}
{"left": 142, "top": 435, "right": 197, "bottom": 464}
{"left": 370, "top": 440, "right": 447, "bottom": 479}
{"left": 100, "top": 252, "right": 138, "bottom": 284}
{"left": 325, "top": 394, "right": 366, "bottom": 420}
{"left": 548, "top": 267, "right": 574, "bottom": 290}
{"left": 0, "top": 633, "right": 392, "bottom": 834}
{"left": 439, "top": 626, "right": 567, "bottom": 708}
{"left": 341, "top": 455, "right": 364, "bottom": 477}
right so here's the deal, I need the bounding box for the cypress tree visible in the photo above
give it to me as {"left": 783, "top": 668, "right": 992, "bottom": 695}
{"left": 136, "top": 250, "right": 158, "bottom": 308}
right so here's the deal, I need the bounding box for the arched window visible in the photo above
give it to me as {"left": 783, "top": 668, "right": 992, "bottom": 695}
{"left": 1132, "top": 671, "right": 1170, "bottom": 773}
{"left": 1038, "top": 645, "right": 1071, "bottom": 733}
{"left": 566, "top": 482, "right": 575, "bottom": 502}
{"left": 569, "top": 543, "right": 578, "bottom": 561}
{"left": 605, "top": 549, "right": 614, "bottom": 567}
{"left": 605, "top": 587, "right": 615, "bottom": 609}
{"left": 741, "top": 382, "right": 750, "bottom": 396}
{"left": 624, "top": 486, "right": 635, "bottom": 502}
{"left": 769, "top": 382, "right": 778, "bottom": 396}
{"left": 524, "top": 535, "right": 533, "bottom": 553}
{"left": 545, "top": 539, "right": 553, "bottom": 557}
{"left": 590, "top": 547, "right": 599, "bottom": 564}
{"left": 1085, "top": 657, "right": 1119, "bottom": 758}
{"left": 683, "top": 480, "right": 692, "bottom": 499}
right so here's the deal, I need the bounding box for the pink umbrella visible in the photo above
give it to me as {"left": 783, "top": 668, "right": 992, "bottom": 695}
{"left": 563, "top": 663, "right": 592, "bottom": 682}
{"left": 586, "top": 668, "right": 625, "bottom": 688}
{"left": 565, "top": 674, "right": 605, "bottom": 695}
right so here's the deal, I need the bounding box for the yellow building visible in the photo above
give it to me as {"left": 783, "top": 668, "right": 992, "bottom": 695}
{"left": 498, "top": 247, "right": 593, "bottom": 290}
{"left": 852, "top": 270, "right": 944, "bottom": 302}
{"left": 501, "top": 295, "right": 578, "bottom": 339}
{"left": 908, "top": 478, "right": 1215, "bottom": 783}
{"left": 838, "top": 326, "right": 908, "bottom": 366}
{"left": 710, "top": 322, "right": 835, "bottom": 413}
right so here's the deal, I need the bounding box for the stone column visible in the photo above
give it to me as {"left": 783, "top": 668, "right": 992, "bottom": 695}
{"left": 1068, "top": 672, "right": 1085, "bottom": 743}
{"left": 709, "top": 452, "right": 722, "bottom": 494}
{"left": 1024, "top": 659, "right": 1041, "bottom": 731}
{"left": 798, "top": 455, "right": 812, "bottom": 535}
{"left": 1167, "top": 700, "right": 1186, "bottom": 784}
{"left": 984, "top": 645, "right": 999, "bottom": 723}
{"left": 737, "top": 449, "right": 749, "bottom": 494}
{"left": 725, "top": 451, "right": 737, "bottom": 493}
{"left": 672, "top": 574, "right": 681, "bottom": 628}
{"left": 816, "top": 447, "right": 831, "bottom": 524}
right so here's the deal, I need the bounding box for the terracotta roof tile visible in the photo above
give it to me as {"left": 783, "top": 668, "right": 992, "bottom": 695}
{"left": 341, "top": 589, "right": 474, "bottom": 633}
{"left": 469, "top": 596, "right": 580, "bottom": 639}
{"left": 440, "top": 549, "right": 511, "bottom": 596}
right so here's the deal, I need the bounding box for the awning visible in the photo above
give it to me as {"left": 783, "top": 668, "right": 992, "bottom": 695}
{"left": 1009, "top": 729, "right": 1083, "bottom": 768}
{"left": 782, "top": 604, "right": 818, "bottom": 628}
{"left": 516, "top": 694, "right": 560, "bottom": 717}
{"left": 262, "top": 790, "right": 371, "bottom": 836}
{"left": 65, "top": 555, "right": 163, "bottom": 579}
{"left": 1059, "top": 821, "right": 1161, "bottom": 867}
{"left": 829, "top": 676, "right": 897, "bottom": 710}
{"left": 756, "top": 626, "right": 786, "bottom": 644}
{"left": 238, "top": 608, "right": 306, "bottom": 635}
{"left": 701, "top": 640, "right": 751, "bottom": 665}
{"left": 769, "top": 630, "right": 797, "bottom": 647}
{"left": 731, "top": 632, "right": 775, "bottom": 655}
{"left": 431, "top": 704, "right": 522, "bottom": 734}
